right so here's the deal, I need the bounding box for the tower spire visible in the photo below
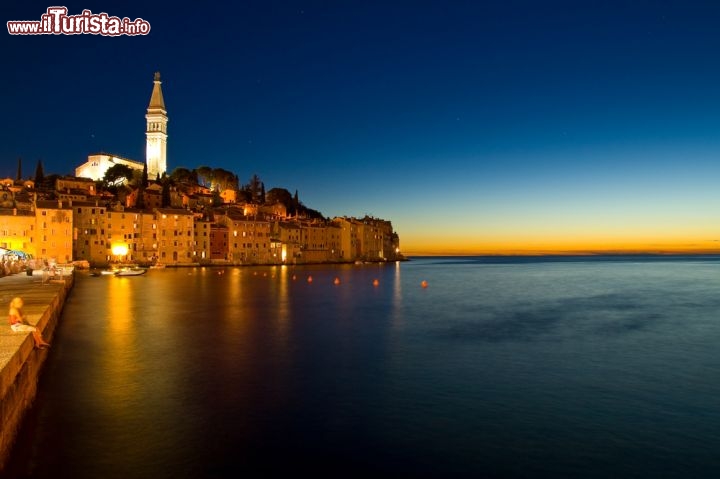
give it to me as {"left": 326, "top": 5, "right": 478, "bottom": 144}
{"left": 148, "top": 71, "right": 166, "bottom": 110}
{"left": 146, "top": 71, "right": 168, "bottom": 179}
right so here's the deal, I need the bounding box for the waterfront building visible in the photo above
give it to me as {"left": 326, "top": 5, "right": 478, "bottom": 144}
{"left": 0, "top": 208, "right": 34, "bottom": 253}
{"left": 209, "top": 224, "right": 229, "bottom": 261}
{"left": 132, "top": 210, "right": 160, "bottom": 263}
{"left": 2, "top": 189, "right": 401, "bottom": 265}
{"left": 217, "top": 208, "right": 273, "bottom": 264}
{"left": 34, "top": 200, "right": 73, "bottom": 264}
{"left": 333, "top": 217, "right": 361, "bottom": 261}
{"left": 359, "top": 216, "right": 395, "bottom": 261}
{"left": 273, "top": 221, "right": 302, "bottom": 263}
{"left": 301, "top": 221, "right": 341, "bottom": 263}
{"left": 155, "top": 208, "right": 195, "bottom": 264}
{"left": 105, "top": 206, "right": 140, "bottom": 263}
{"left": 72, "top": 200, "right": 109, "bottom": 265}
{"left": 193, "top": 217, "right": 211, "bottom": 261}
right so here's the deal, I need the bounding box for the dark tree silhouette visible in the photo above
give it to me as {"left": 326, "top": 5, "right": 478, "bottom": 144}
{"left": 103, "top": 164, "right": 134, "bottom": 186}
{"left": 267, "top": 187, "right": 292, "bottom": 208}
{"left": 16, "top": 157, "right": 22, "bottom": 181}
{"left": 136, "top": 187, "right": 146, "bottom": 209}
{"left": 212, "top": 168, "right": 236, "bottom": 192}
{"left": 170, "top": 167, "right": 195, "bottom": 185}
{"left": 161, "top": 179, "right": 171, "bottom": 207}
{"left": 196, "top": 166, "right": 212, "bottom": 187}
{"left": 248, "top": 174, "right": 262, "bottom": 203}
{"left": 34, "top": 159, "right": 45, "bottom": 185}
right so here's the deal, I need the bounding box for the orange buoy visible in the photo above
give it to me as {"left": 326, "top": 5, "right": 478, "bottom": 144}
{"left": 307, "top": 275, "right": 313, "bottom": 283}
{"left": 333, "top": 277, "right": 341, "bottom": 285}
{"left": 421, "top": 280, "right": 428, "bottom": 288}
{"left": 372, "top": 279, "right": 379, "bottom": 287}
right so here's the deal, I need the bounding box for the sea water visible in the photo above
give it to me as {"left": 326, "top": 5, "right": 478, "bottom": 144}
{"left": 5, "top": 256, "right": 720, "bottom": 478}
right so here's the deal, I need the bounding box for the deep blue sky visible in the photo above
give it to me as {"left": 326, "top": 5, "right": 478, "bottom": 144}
{"left": 3, "top": 1, "right": 720, "bottom": 253}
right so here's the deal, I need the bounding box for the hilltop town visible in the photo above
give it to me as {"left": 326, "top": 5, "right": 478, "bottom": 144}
{"left": 0, "top": 73, "right": 402, "bottom": 268}
{"left": 0, "top": 165, "right": 402, "bottom": 268}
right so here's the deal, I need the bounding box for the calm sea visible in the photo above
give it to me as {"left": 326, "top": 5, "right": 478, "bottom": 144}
{"left": 5, "top": 256, "right": 720, "bottom": 478}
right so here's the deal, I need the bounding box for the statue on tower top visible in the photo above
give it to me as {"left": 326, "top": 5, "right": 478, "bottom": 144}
{"left": 154, "top": 71, "right": 161, "bottom": 82}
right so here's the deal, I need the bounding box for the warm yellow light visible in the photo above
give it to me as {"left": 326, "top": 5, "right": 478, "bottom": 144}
{"left": 111, "top": 243, "right": 129, "bottom": 256}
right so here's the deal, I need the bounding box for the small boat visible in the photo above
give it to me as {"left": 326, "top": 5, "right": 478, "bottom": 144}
{"left": 115, "top": 267, "right": 147, "bottom": 276}
{"left": 149, "top": 263, "right": 166, "bottom": 269}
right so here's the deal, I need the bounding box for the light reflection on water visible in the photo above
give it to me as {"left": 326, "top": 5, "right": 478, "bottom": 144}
{"left": 6, "top": 258, "right": 720, "bottom": 478}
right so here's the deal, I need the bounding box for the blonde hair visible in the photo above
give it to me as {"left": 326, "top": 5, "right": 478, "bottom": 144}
{"left": 9, "top": 297, "right": 23, "bottom": 309}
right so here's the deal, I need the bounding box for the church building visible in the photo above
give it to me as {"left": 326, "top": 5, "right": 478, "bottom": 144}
{"left": 75, "top": 72, "right": 168, "bottom": 181}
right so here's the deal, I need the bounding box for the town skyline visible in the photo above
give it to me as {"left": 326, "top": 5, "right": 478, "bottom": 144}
{"left": 4, "top": 2, "right": 720, "bottom": 255}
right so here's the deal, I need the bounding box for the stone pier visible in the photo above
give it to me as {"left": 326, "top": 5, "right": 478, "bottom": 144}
{"left": 0, "top": 271, "right": 73, "bottom": 471}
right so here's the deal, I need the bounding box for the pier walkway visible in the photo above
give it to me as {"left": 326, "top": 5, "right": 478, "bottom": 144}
{"left": 0, "top": 269, "right": 73, "bottom": 471}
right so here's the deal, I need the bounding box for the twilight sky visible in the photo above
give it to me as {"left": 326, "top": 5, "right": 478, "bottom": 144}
{"left": 3, "top": 1, "right": 720, "bottom": 254}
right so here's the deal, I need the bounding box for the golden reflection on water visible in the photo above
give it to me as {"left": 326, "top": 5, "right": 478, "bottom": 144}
{"left": 101, "top": 276, "right": 141, "bottom": 411}
{"left": 277, "top": 265, "right": 290, "bottom": 331}
{"left": 106, "top": 277, "right": 134, "bottom": 347}
{"left": 392, "top": 261, "right": 404, "bottom": 330}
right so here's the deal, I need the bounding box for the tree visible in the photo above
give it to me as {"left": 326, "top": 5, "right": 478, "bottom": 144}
{"left": 34, "top": 159, "right": 44, "bottom": 185}
{"left": 170, "top": 167, "right": 196, "bottom": 185}
{"left": 16, "top": 157, "right": 22, "bottom": 181}
{"left": 103, "top": 164, "right": 134, "bottom": 186}
{"left": 266, "top": 187, "right": 292, "bottom": 208}
{"left": 41, "top": 173, "right": 59, "bottom": 192}
{"left": 212, "top": 189, "right": 222, "bottom": 206}
{"left": 196, "top": 166, "right": 213, "bottom": 188}
{"left": 141, "top": 162, "right": 149, "bottom": 187}
{"left": 247, "top": 174, "right": 262, "bottom": 203}
{"left": 136, "top": 187, "right": 146, "bottom": 209}
{"left": 293, "top": 190, "right": 299, "bottom": 216}
{"left": 212, "top": 168, "right": 236, "bottom": 192}
{"left": 260, "top": 182, "right": 266, "bottom": 204}
{"left": 161, "top": 178, "right": 171, "bottom": 207}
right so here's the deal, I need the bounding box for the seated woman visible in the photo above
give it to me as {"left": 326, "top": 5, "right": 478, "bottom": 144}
{"left": 8, "top": 297, "right": 51, "bottom": 349}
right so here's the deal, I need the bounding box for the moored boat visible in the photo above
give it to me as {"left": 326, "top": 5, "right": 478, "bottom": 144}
{"left": 115, "top": 267, "right": 147, "bottom": 276}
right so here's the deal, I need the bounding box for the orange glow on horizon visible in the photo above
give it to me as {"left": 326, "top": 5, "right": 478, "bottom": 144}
{"left": 402, "top": 234, "right": 720, "bottom": 256}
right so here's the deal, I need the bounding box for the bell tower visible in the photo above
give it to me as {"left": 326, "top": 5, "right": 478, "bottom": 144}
{"left": 145, "top": 71, "right": 168, "bottom": 179}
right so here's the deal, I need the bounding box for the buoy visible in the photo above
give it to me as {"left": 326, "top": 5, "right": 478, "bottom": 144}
{"left": 421, "top": 280, "right": 428, "bottom": 288}
{"left": 333, "top": 277, "right": 340, "bottom": 285}
{"left": 307, "top": 275, "right": 313, "bottom": 283}
{"left": 372, "top": 279, "right": 379, "bottom": 287}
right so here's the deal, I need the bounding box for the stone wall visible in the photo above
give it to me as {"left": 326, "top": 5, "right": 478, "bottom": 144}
{"left": 0, "top": 274, "right": 73, "bottom": 471}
